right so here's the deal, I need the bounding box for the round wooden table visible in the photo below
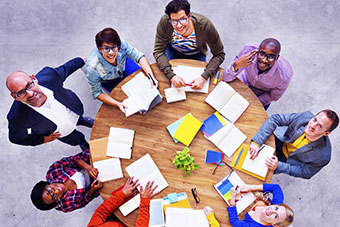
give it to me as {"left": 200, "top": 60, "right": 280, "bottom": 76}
{"left": 90, "top": 59, "right": 275, "bottom": 227}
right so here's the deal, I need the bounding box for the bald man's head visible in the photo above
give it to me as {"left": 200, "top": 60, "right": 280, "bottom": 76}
{"left": 6, "top": 71, "right": 45, "bottom": 107}
{"left": 257, "top": 38, "right": 281, "bottom": 71}
{"left": 259, "top": 38, "right": 281, "bottom": 54}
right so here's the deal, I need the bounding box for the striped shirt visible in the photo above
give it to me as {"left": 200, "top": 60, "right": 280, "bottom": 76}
{"left": 170, "top": 30, "right": 200, "bottom": 55}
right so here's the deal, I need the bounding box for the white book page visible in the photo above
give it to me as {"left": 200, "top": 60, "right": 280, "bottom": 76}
{"left": 209, "top": 122, "right": 246, "bottom": 157}
{"left": 149, "top": 199, "right": 165, "bottom": 227}
{"left": 165, "top": 208, "right": 209, "bottom": 227}
{"left": 93, "top": 158, "right": 123, "bottom": 182}
{"left": 125, "top": 154, "right": 168, "bottom": 193}
{"left": 164, "top": 87, "right": 186, "bottom": 103}
{"left": 106, "top": 127, "right": 134, "bottom": 159}
{"left": 122, "top": 72, "right": 151, "bottom": 97}
{"left": 219, "top": 92, "right": 249, "bottom": 123}
{"left": 119, "top": 194, "right": 140, "bottom": 216}
{"left": 205, "top": 81, "right": 235, "bottom": 111}
{"left": 123, "top": 86, "right": 160, "bottom": 117}
{"left": 242, "top": 145, "right": 275, "bottom": 177}
{"left": 172, "top": 66, "right": 209, "bottom": 93}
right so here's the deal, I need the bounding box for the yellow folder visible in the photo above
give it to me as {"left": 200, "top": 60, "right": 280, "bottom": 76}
{"left": 230, "top": 144, "right": 266, "bottom": 181}
{"left": 173, "top": 114, "right": 202, "bottom": 146}
{"left": 163, "top": 197, "right": 191, "bottom": 214}
{"left": 89, "top": 137, "right": 109, "bottom": 162}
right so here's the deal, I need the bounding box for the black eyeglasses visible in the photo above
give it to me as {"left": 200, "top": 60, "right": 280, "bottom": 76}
{"left": 191, "top": 187, "right": 200, "bottom": 204}
{"left": 258, "top": 51, "right": 277, "bottom": 62}
{"left": 101, "top": 45, "right": 119, "bottom": 53}
{"left": 45, "top": 186, "right": 61, "bottom": 205}
{"left": 12, "top": 80, "right": 35, "bottom": 98}
{"left": 212, "top": 160, "right": 233, "bottom": 175}
{"left": 169, "top": 16, "right": 189, "bottom": 26}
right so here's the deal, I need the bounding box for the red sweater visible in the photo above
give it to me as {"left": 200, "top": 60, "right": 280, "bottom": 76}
{"left": 87, "top": 189, "right": 150, "bottom": 227}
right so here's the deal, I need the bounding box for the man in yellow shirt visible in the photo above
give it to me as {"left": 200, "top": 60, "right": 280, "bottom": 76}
{"left": 249, "top": 110, "right": 339, "bottom": 179}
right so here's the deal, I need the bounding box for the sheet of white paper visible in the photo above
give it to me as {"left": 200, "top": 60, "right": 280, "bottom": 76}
{"left": 172, "top": 65, "right": 209, "bottom": 93}
{"left": 122, "top": 72, "right": 151, "bottom": 97}
{"left": 119, "top": 194, "right": 140, "bottom": 216}
{"left": 164, "top": 87, "right": 186, "bottom": 103}
{"left": 125, "top": 153, "right": 168, "bottom": 193}
{"left": 242, "top": 145, "right": 275, "bottom": 177}
{"left": 149, "top": 199, "right": 165, "bottom": 227}
{"left": 106, "top": 127, "right": 134, "bottom": 159}
{"left": 165, "top": 207, "right": 209, "bottom": 227}
{"left": 93, "top": 158, "right": 123, "bottom": 182}
{"left": 205, "top": 81, "right": 235, "bottom": 110}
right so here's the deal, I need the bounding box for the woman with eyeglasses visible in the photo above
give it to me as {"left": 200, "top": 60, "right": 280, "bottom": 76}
{"left": 228, "top": 184, "right": 294, "bottom": 227}
{"left": 84, "top": 27, "right": 158, "bottom": 112}
{"left": 30, "top": 148, "right": 102, "bottom": 212}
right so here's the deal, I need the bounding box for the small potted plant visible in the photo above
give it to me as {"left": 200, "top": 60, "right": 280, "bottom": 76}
{"left": 173, "top": 147, "right": 199, "bottom": 177}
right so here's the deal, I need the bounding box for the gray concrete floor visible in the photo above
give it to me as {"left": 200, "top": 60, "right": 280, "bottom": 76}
{"left": 1, "top": 0, "right": 339, "bottom": 226}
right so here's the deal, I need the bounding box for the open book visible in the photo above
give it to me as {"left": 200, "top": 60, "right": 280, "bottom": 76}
{"left": 205, "top": 81, "right": 249, "bottom": 123}
{"left": 172, "top": 65, "right": 210, "bottom": 93}
{"left": 242, "top": 144, "right": 275, "bottom": 178}
{"left": 93, "top": 158, "right": 123, "bottom": 182}
{"left": 207, "top": 120, "right": 247, "bottom": 157}
{"left": 106, "top": 127, "right": 135, "bottom": 159}
{"left": 164, "top": 87, "right": 186, "bottom": 103}
{"left": 125, "top": 153, "right": 168, "bottom": 194}
{"left": 214, "top": 171, "right": 256, "bottom": 214}
{"left": 122, "top": 72, "right": 162, "bottom": 117}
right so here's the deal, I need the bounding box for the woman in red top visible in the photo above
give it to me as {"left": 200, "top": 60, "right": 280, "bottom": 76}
{"left": 88, "top": 178, "right": 158, "bottom": 227}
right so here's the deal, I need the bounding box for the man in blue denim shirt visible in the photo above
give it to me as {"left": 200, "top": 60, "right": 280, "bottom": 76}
{"left": 84, "top": 27, "right": 158, "bottom": 112}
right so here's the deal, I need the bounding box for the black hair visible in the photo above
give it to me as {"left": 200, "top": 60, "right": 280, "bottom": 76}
{"left": 95, "top": 27, "right": 121, "bottom": 49}
{"left": 165, "top": 0, "right": 191, "bottom": 17}
{"left": 31, "top": 181, "right": 57, "bottom": 211}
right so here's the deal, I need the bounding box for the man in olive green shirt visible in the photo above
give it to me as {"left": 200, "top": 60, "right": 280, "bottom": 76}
{"left": 153, "top": 0, "right": 225, "bottom": 90}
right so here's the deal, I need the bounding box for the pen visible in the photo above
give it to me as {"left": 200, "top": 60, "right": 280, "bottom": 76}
{"left": 213, "top": 71, "right": 220, "bottom": 85}
{"left": 148, "top": 73, "right": 156, "bottom": 86}
{"left": 258, "top": 145, "right": 265, "bottom": 153}
{"left": 185, "top": 83, "right": 193, "bottom": 86}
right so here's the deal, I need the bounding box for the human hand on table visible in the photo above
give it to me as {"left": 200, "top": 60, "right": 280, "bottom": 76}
{"left": 140, "top": 181, "right": 158, "bottom": 199}
{"left": 122, "top": 177, "right": 140, "bottom": 196}
{"left": 116, "top": 102, "right": 127, "bottom": 113}
{"left": 189, "top": 76, "right": 206, "bottom": 90}
{"left": 91, "top": 179, "right": 102, "bottom": 191}
{"left": 249, "top": 142, "right": 261, "bottom": 160}
{"left": 171, "top": 75, "right": 186, "bottom": 88}
{"left": 233, "top": 50, "right": 257, "bottom": 71}
{"left": 265, "top": 155, "right": 278, "bottom": 170}
{"left": 86, "top": 166, "right": 99, "bottom": 179}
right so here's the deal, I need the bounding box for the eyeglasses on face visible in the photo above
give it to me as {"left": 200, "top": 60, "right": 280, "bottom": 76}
{"left": 169, "top": 16, "right": 188, "bottom": 26}
{"left": 101, "top": 45, "right": 119, "bottom": 53}
{"left": 45, "top": 186, "right": 61, "bottom": 204}
{"left": 258, "top": 51, "right": 277, "bottom": 62}
{"left": 191, "top": 187, "right": 200, "bottom": 204}
{"left": 12, "top": 80, "right": 35, "bottom": 98}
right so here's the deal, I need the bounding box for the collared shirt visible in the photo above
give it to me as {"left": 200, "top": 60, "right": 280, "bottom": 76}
{"left": 282, "top": 132, "right": 311, "bottom": 158}
{"left": 46, "top": 149, "right": 99, "bottom": 213}
{"left": 222, "top": 44, "right": 293, "bottom": 106}
{"left": 84, "top": 39, "right": 145, "bottom": 99}
{"left": 30, "top": 86, "right": 79, "bottom": 137}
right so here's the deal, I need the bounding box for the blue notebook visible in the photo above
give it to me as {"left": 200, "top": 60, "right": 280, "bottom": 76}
{"left": 201, "top": 112, "right": 227, "bottom": 137}
{"left": 205, "top": 150, "right": 224, "bottom": 166}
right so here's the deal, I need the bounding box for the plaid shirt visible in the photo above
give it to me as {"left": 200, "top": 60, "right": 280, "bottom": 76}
{"left": 46, "top": 149, "right": 99, "bottom": 212}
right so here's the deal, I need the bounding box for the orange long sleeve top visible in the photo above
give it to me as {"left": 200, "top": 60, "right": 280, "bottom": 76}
{"left": 87, "top": 189, "right": 150, "bottom": 227}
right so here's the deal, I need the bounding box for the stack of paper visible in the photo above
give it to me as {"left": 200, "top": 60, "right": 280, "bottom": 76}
{"left": 167, "top": 114, "right": 191, "bottom": 143}
{"left": 106, "top": 127, "right": 135, "bottom": 159}
{"left": 205, "top": 81, "right": 249, "bottom": 123}
{"left": 165, "top": 207, "right": 209, "bottom": 227}
{"left": 162, "top": 192, "right": 191, "bottom": 214}
{"left": 173, "top": 114, "right": 202, "bottom": 146}
{"left": 214, "top": 171, "right": 256, "bottom": 214}
{"left": 172, "top": 65, "right": 210, "bottom": 93}
{"left": 125, "top": 153, "right": 168, "bottom": 194}
{"left": 93, "top": 158, "right": 123, "bottom": 182}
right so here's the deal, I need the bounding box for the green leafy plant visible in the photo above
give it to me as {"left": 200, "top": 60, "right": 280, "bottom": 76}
{"left": 173, "top": 147, "right": 199, "bottom": 177}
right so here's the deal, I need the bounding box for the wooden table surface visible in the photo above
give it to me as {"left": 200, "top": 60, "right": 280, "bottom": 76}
{"left": 90, "top": 59, "right": 275, "bottom": 227}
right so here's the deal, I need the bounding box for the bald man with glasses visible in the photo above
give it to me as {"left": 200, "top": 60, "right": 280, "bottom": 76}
{"left": 6, "top": 57, "right": 94, "bottom": 149}
{"left": 223, "top": 38, "right": 293, "bottom": 110}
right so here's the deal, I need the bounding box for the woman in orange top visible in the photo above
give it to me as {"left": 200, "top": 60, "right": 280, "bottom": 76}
{"left": 88, "top": 178, "right": 158, "bottom": 227}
